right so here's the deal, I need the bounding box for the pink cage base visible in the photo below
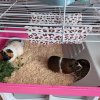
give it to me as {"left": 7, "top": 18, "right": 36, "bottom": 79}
{"left": 0, "top": 28, "right": 100, "bottom": 96}
{"left": 0, "top": 27, "right": 28, "bottom": 50}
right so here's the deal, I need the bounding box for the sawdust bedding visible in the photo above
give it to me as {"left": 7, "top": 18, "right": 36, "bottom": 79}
{"left": 5, "top": 41, "right": 74, "bottom": 86}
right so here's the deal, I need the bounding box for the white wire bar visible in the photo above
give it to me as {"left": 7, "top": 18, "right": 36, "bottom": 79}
{"left": 0, "top": 0, "right": 100, "bottom": 43}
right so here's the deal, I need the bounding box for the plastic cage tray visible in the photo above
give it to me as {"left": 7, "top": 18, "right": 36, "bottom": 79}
{"left": 0, "top": 0, "right": 100, "bottom": 96}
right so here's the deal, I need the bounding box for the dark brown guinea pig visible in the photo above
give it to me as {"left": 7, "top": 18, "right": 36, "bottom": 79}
{"left": 48, "top": 56, "right": 90, "bottom": 81}
{"left": 48, "top": 56, "right": 77, "bottom": 74}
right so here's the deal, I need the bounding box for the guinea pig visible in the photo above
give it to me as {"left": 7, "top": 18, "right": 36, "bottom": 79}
{"left": 48, "top": 56, "right": 90, "bottom": 81}
{"left": 48, "top": 56, "right": 77, "bottom": 74}
{"left": 0, "top": 39, "right": 24, "bottom": 62}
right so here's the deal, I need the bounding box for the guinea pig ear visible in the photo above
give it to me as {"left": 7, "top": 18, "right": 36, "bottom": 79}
{"left": 6, "top": 49, "right": 13, "bottom": 53}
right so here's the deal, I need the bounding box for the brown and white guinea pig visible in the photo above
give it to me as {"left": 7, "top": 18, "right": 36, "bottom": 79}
{"left": 48, "top": 56, "right": 90, "bottom": 81}
{"left": 0, "top": 39, "right": 24, "bottom": 62}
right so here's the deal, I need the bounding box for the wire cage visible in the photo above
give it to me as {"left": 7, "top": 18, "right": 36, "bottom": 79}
{"left": 0, "top": 0, "right": 100, "bottom": 96}
{"left": 0, "top": 0, "right": 100, "bottom": 59}
{"left": 0, "top": 0, "right": 100, "bottom": 43}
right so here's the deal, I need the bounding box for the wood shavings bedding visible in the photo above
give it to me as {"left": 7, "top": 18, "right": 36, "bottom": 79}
{"left": 5, "top": 41, "right": 74, "bottom": 86}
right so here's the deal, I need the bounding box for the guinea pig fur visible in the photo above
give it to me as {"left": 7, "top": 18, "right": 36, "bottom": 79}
{"left": 0, "top": 49, "right": 13, "bottom": 61}
{"left": 48, "top": 56, "right": 77, "bottom": 74}
{"left": 48, "top": 56, "right": 90, "bottom": 81}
